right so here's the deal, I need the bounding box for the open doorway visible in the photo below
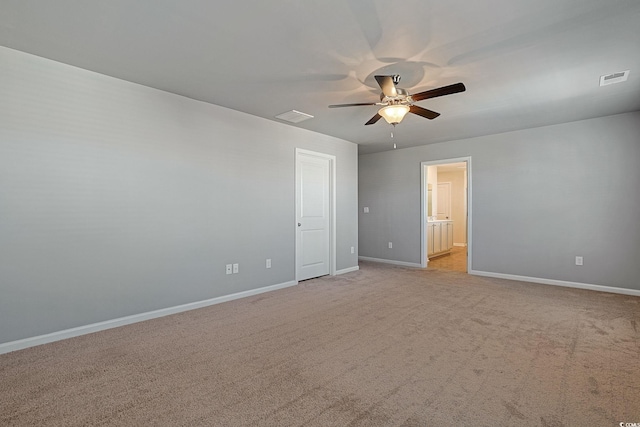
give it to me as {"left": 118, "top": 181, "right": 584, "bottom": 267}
{"left": 420, "top": 157, "right": 471, "bottom": 272}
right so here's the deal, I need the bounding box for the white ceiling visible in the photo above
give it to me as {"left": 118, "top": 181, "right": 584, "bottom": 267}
{"left": 1, "top": 0, "right": 639, "bottom": 154}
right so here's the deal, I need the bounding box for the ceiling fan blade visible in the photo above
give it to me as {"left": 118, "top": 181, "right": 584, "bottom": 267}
{"left": 411, "top": 82, "right": 466, "bottom": 102}
{"left": 365, "top": 113, "right": 382, "bottom": 125}
{"left": 328, "top": 102, "right": 378, "bottom": 108}
{"left": 409, "top": 105, "right": 440, "bottom": 120}
{"left": 374, "top": 75, "right": 398, "bottom": 97}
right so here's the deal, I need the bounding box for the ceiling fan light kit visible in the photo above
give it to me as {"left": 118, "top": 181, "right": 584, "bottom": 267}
{"left": 379, "top": 104, "right": 410, "bottom": 125}
{"left": 329, "top": 75, "right": 466, "bottom": 128}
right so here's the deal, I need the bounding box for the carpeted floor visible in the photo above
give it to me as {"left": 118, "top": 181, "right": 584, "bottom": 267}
{"left": 1, "top": 262, "right": 639, "bottom": 426}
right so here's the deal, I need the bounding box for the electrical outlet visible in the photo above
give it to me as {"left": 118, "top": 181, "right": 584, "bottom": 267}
{"left": 363, "top": 207, "right": 369, "bottom": 213}
{"left": 233, "top": 263, "right": 239, "bottom": 273}
{"left": 225, "top": 264, "right": 232, "bottom": 275}
{"left": 388, "top": 242, "right": 393, "bottom": 249}
{"left": 350, "top": 246, "right": 354, "bottom": 254}
{"left": 575, "top": 256, "right": 583, "bottom": 266}
{"left": 266, "top": 259, "right": 271, "bottom": 268}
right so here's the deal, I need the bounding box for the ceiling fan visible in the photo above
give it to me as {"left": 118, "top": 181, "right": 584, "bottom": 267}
{"left": 329, "top": 75, "right": 466, "bottom": 126}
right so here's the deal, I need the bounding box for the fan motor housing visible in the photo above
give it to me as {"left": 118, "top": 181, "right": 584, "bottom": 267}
{"left": 380, "top": 87, "right": 411, "bottom": 104}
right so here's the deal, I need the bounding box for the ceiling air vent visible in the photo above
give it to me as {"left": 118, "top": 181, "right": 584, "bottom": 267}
{"left": 599, "top": 70, "right": 630, "bottom": 86}
{"left": 275, "top": 110, "right": 314, "bottom": 123}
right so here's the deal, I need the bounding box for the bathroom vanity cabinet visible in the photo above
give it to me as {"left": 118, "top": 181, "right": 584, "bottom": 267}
{"left": 427, "top": 220, "right": 453, "bottom": 259}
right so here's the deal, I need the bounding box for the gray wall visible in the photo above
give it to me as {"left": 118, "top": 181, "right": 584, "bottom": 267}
{"left": 0, "top": 47, "right": 358, "bottom": 344}
{"left": 359, "top": 111, "right": 640, "bottom": 291}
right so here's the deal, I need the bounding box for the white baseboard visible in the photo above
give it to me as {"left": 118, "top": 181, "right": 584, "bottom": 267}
{"left": 0, "top": 280, "right": 298, "bottom": 355}
{"left": 335, "top": 266, "right": 360, "bottom": 275}
{"left": 358, "top": 256, "right": 422, "bottom": 268}
{"left": 469, "top": 269, "right": 640, "bottom": 297}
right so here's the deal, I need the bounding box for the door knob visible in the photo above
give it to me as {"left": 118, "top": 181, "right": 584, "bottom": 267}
{"left": 298, "top": 223, "right": 301, "bottom": 227}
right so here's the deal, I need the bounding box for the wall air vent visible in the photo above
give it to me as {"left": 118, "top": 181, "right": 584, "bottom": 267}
{"left": 275, "top": 110, "right": 314, "bottom": 123}
{"left": 599, "top": 70, "right": 630, "bottom": 86}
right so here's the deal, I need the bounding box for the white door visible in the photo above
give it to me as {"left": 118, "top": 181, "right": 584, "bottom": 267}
{"left": 437, "top": 182, "right": 451, "bottom": 220}
{"left": 296, "top": 150, "right": 332, "bottom": 281}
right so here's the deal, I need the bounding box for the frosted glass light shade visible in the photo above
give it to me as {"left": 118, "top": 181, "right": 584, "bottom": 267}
{"left": 378, "top": 105, "right": 410, "bottom": 124}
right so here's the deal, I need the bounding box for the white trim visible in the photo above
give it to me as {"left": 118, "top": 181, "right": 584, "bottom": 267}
{"left": 359, "top": 256, "right": 422, "bottom": 268}
{"left": 295, "top": 148, "right": 337, "bottom": 280}
{"left": 421, "top": 165, "right": 426, "bottom": 267}
{"left": 335, "top": 266, "right": 360, "bottom": 275}
{"left": 0, "top": 280, "right": 298, "bottom": 355}
{"left": 420, "top": 157, "right": 472, "bottom": 271}
{"left": 469, "top": 270, "right": 640, "bottom": 297}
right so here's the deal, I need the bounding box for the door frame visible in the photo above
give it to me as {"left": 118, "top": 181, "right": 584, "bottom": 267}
{"left": 420, "top": 156, "right": 472, "bottom": 271}
{"left": 295, "top": 148, "right": 336, "bottom": 281}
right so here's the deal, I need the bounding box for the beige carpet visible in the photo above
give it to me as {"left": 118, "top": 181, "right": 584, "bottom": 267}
{"left": 1, "top": 262, "right": 639, "bottom": 426}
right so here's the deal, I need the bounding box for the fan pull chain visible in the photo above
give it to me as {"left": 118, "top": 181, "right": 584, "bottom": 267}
{"left": 391, "top": 124, "right": 396, "bottom": 148}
